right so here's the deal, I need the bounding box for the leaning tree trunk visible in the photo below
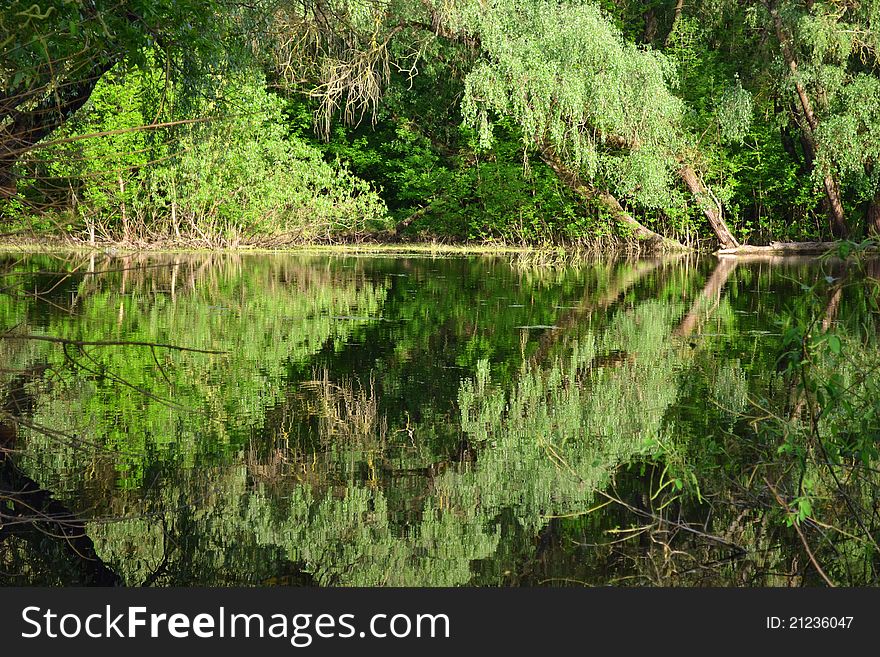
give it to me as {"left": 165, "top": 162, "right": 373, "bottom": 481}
{"left": 595, "top": 191, "right": 688, "bottom": 249}
{"left": 767, "top": 2, "right": 849, "bottom": 238}
{"left": 536, "top": 141, "right": 687, "bottom": 250}
{"left": 0, "top": 60, "right": 115, "bottom": 199}
{"left": 678, "top": 165, "right": 740, "bottom": 249}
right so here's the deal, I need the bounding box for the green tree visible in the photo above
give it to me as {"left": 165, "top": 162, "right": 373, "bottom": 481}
{"left": 0, "top": 0, "right": 263, "bottom": 195}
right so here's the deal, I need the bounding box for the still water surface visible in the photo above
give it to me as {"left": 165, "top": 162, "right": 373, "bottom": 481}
{"left": 0, "top": 251, "right": 874, "bottom": 585}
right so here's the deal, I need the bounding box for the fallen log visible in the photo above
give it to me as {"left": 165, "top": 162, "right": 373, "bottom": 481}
{"left": 716, "top": 241, "right": 839, "bottom": 256}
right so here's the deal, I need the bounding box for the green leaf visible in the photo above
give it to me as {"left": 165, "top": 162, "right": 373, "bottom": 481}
{"left": 827, "top": 334, "right": 842, "bottom": 355}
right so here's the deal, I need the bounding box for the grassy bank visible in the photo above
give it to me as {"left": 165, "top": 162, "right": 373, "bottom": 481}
{"left": 0, "top": 230, "right": 670, "bottom": 259}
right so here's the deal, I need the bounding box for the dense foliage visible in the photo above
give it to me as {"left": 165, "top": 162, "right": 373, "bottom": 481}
{"left": 3, "top": 1, "right": 880, "bottom": 245}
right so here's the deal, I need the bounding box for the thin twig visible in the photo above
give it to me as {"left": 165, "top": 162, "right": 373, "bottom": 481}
{"left": 764, "top": 476, "right": 836, "bottom": 587}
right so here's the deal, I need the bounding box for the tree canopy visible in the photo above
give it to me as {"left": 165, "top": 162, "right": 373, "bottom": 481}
{"left": 3, "top": 0, "right": 880, "bottom": 247}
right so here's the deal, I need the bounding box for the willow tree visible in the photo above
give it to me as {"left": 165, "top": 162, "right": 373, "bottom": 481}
{"left": 790, "top": 0, "right": 880, "bottom": 236}
{"left": 268, "top": 0, "right": 740, "bottom": 249}
{"left": 685, "top": 0, "right": 880, "bottom": 239}
{"left": 758, "top": 0, "right": 849, "bottom": 238}
{"left": 459, "top": 0, "right": 739, "bottom": 249}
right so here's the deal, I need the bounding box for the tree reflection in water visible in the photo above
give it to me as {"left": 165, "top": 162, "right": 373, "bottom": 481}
{"left": 1, "top": 250, "right": 878, "bottom": 586}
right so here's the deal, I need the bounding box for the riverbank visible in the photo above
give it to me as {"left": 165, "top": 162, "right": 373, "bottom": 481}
{"left": 0, "top": 233, "right": 874, "bottom": 261}
{"left": 0, "top": 231, "right": 664, "bottom": 258}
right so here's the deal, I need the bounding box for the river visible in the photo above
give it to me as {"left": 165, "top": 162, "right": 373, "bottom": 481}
{"left": 1, "top": 250, "right": 877, "bottom": 586}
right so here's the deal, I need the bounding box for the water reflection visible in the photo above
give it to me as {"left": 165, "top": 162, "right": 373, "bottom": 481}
{"left": 1, "top": 251, "right": 877, "bottom": 585}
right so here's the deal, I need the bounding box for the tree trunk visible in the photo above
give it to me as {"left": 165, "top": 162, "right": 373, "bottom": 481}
{"left": 536, "top": 141, "right": 687, "bottom": 250}
{"left": 794, "top": 111, "right": 816, "bottom": 168}
{"left": 665, "top": 0, "right": 685, "bottom": 47}
{"left": 678, "top": 165, "right": 740, "bottom": 249}
{"left": 0, "top": 60, "right": 114, "bottom": 197}
{"left": 821, "top": 174, "right": 848, "bottom": 238}
{"left": 717, "top": 241, "right": 837, "bottom": 255}
{"left": 0, "top": 165, "right": 16, "bottom": 199}
{"left": 642, "top": 8, "right": 658, "bottom": 44}
{"left": 595, "top": 191, "right": 687, "bottom": 250}
{"left": 119, "top": 171, "right": 128, "bottom": 242}
{"left": 867, "top": 257, "right": 880, "bottom": 283}
{"left": 767, "top": 3, "right": 849, "bottom": 238}
{"left": 868, "top": 190, "right": 880, "bottom": 236}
